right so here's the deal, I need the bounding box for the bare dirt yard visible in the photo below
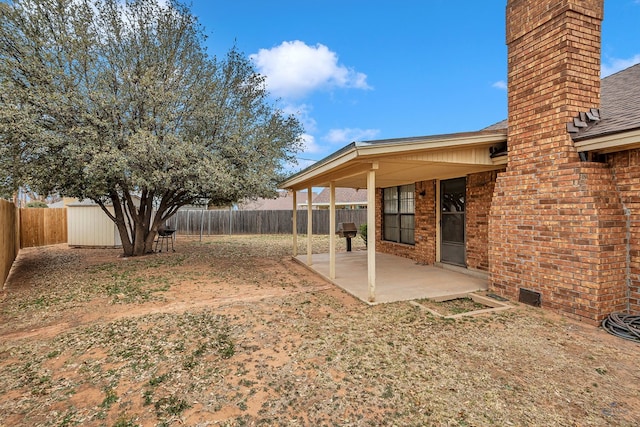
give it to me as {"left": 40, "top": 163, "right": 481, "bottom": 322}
{"left": 1, "top": 235, "right": 639, "bottom": 426}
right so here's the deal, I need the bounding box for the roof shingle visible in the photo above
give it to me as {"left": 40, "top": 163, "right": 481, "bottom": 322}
{"left": 573, "top": 63, "right": 640, "bottom": 140}
{"left": 481, "top": 63, "right": 640, "bottom": 140}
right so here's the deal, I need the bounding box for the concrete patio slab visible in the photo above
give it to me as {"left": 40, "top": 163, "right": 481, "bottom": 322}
{"left": 294, "top": 250, "right": 488, "bottom": 304}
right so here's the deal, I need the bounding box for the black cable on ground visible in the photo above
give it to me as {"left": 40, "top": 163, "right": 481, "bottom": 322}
{"left": 601, "top": 312, "right": 640, "bottom": 343}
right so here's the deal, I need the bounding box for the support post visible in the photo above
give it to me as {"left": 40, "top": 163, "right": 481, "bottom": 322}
{"left": 367, "top": 166, "right": 377, "bottom": 302}
{"left": 307, "top": 186, "right": 313, "bottom": 265}
{"left": 292, "top": 190, "right": 298, "bottom": 257}
{"left": 435, "top": 180, "right": 441, "bottom": 263}
{"left": 329, "top": 183, "right": 336, "bottom": 279}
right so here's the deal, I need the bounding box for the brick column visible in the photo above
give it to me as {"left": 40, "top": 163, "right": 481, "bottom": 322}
{"left": 489, "top": 0, "right": 628, "bottom": 323}
{"left": 467, "top": 171, "right": 502, "bottom": 272}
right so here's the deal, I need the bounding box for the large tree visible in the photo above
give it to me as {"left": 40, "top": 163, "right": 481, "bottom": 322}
{"left": 0, "top": 0, "right": 302, "bottom": 255}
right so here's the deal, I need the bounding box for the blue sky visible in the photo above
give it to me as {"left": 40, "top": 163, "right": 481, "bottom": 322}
{"left": 188, "top": 1, "right": 640, "bottom": 170}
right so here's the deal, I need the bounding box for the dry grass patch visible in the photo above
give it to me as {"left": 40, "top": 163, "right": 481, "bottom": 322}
{"left": 1, "top": 235, "right": 639, "bottom": 426}
{"left": 415, "top": 296, "right": 487, "bottom": 315}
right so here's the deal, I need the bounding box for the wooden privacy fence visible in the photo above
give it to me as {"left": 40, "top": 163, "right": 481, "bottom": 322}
{"left": 1, "top": 199, "right": 20, "bottom": 286}
{"left": 172, "top": 209, "right": 368, "bottom": 235}
{"left": 20, "top": 208, "right": 68, "bottom": 248}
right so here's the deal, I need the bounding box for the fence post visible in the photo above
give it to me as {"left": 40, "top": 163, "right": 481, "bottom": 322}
{"left": 173, "top": 208, "right": 367, "bottom": 235}
{"left": 1, "top": 200, "right": 21, "bottom": 287}
{"left": 199, "top": 208, "right": 205, "bottom": 242}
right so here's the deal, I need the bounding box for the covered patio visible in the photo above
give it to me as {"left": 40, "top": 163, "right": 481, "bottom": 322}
{"left": 280, "top": 130, "right": 506, "bottom": 303}
{"left": 294, "top": 251, "right": 488, "bottom": 304}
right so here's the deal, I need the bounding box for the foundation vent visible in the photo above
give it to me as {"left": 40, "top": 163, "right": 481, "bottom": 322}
{"left": 519, "top": 288, "right": 541, "bottom": 307}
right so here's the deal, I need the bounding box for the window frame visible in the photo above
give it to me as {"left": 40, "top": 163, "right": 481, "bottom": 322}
{"left": 382, "top": 184, "right": 415, "bottom": 245}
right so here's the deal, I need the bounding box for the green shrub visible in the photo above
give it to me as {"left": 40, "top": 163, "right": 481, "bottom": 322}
{"left": 359, "top": 223, "right": 367, "bottom": 246}
{"left": 26, "top": 201, "right": 48, "bottom": 208}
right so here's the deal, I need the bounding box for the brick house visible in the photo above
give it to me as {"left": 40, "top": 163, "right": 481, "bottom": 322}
{"left": 308, "top": 188, "right": 367, "bottom": 210}
{"left": 237, "top": 190, "right": 315, "bottom": 210}
{"left": 280, "top": 0, "right": 640, "bottom": 324}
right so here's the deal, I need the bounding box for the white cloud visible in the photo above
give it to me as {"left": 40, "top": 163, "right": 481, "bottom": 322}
{"left": 296, "top": 158, "right": 317, "bottom": 170}
{"left": 299, "top": 133, "right": 322, "bottom": 154}
{"left": 295, "top": 128, "right": 381, "bottom": 161}
{"left": 602, "top": 54, "right": 640, "bottom": 77}
{"left": 492, "top": 80, "right": 507, "bottom": 90}
{"left": 282, "top": 103, "right": 317, "bottom": 134}
{"left": 250, "top": 40, "right": 371, "bottom": 99}
{"left": 324, "top": 128, "right": 380, "bottom": 144}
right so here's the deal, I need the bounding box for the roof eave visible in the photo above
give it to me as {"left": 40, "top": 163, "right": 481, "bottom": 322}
{"left": 356, "top": 129, "right": 507, "bottom": 157}
{"left": 279, "top": 143, "right": 360, "bottom": 190}
{"left": 279, "top": 129, "right": 507, "bottom": 190}
{"left": 574, "top": 127, "right": 640, "bottom": 153}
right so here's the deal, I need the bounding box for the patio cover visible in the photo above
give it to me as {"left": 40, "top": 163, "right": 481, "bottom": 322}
{"left": 279, "top": 129, "right": 507, "bottom": 302}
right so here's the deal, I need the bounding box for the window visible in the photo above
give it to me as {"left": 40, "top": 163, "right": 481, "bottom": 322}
{"left": 383, "top": 184, "right": 415, "bottom": 244}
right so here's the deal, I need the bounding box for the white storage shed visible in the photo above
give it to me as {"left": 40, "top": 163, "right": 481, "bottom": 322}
{"left": 66, "top": 200, "right": 122, "bottom": 248}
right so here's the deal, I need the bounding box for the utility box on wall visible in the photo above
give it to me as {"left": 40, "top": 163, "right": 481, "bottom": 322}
{"left": 66, "top": 201, "right": 122, "bottom": 248}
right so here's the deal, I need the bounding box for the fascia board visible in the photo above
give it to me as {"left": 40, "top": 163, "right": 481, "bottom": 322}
{"left": 355, "top": 132, "right": 507, "bottom": 157}
{"left": 279, "top": 131, "right": 507, "bottom": 190}
{"left": 574, "top": 128, "right": 640, "bottom": 154}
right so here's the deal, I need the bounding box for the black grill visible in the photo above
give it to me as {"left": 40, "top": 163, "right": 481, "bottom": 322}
{"left": 158, "top": 227, "right": 176, "bottom": 237}
{"left": 336, "top": 222, "right": 358, "bottom": 251}
{"left": 156, "top": 226, "right": 176, "bottom": 252}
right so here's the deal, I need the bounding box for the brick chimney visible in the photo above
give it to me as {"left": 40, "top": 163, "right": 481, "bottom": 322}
{"left": 489, "top": 0, "right": 628, "bottom": 324}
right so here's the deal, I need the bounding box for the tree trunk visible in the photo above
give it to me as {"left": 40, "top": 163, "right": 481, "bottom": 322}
{"left": 110, "top": 200, "right": 155, "bottom": 257}
{"left": 115, "top": 220, "right": 135, "bottom": 256}
{"left": 132, "top": 226, "right": 148, "bottom": 256}
{"left": 98, "top": 192, "right": 179, "bottom": 257}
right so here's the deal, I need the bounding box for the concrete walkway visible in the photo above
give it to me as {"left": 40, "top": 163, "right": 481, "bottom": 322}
{"left": 294, "top": 250, "right": 488, "bottom": 304}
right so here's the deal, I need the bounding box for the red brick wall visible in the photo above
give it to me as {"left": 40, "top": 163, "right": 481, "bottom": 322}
{"left": 490, "top": 165, "right": 628, "bottom": 323}
{"left": 376, "top": 180, "right": 436, "bottom": 264}
{"left": 489, "top": 0, "right": 628, "bottom": 324}
{"left": 375, "top": 173, "right": 498, "bottom": 270}
{"left": 505, "top": 1, "right": 603, "bottom": 169}
{"left": 466, "top": 171, "right": 502, "bottom": 272}
{"left": 609, "top": 149, "right": 640, "bottom": 313}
